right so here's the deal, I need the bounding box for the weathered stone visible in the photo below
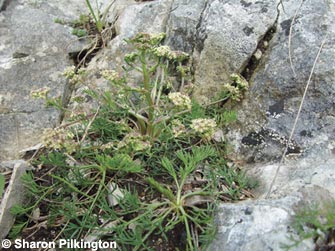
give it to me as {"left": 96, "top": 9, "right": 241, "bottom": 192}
{"left": 0, "top": 0, "right": 86, "bottom": 160}
{"left": 208, "top": 186, "right": 332, "bottom": 251}
{"left": 94, "top": 0, "right": 173, "bottom": 70}
{"left": 0, "top": 160, "right": 29, "bottom": 240}
{"left": 193, "top": 0, "right": 278, "bottom": 103}
{"left": 104, "top": 0, "right": 136, "bottom": 24}
{"left": 165, "top": 0, "right": 207, "bottom": 53}
{"left": 0, "top": 111, "right": 58, "bottom": 159}
{"left": 249, "top": 150, "right": 335, "bottom": 199}
{"left": 228, "top": 0, "right": 335, "bottom": 163}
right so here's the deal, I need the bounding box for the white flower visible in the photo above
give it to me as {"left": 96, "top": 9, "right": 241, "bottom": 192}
{"left": 168, "top": 92, "right": 192, "bottom": 110}
{"left": 63, "top": 66, "right": 86, "bottom": 85}
{"left": 63, "top": 66, "right": 76, "bottom": 79}
{"left": 31, "top": 87, "right": 50, "bottom": 99}
{"left": 101, "top": 70, "right": 120, "bottom": 82}
{"left": 171, "top": 119, "right": 186, "bottom": 138}
{"left": 231, "top": 74, "right": 248, "bottom": 90}
{"left": 42, "top": 127, "right": 77, "bottom": 153}
{"left": 152, "top": 45, "right": 174, "bottom": 59}
{"left": 190, "top": 118, "right": 217, "bottom": 139}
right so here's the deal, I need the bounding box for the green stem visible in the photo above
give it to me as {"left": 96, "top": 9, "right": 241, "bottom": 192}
{"left": 180, "top": 206, "right": 195, "bottom": 250}
{"left": 77, "top": 169, "right": 106, "bottom": 238}
{"left": 85, "top": 0, "right": 102, "bottom": 32}
{"left": 155, "top": 62, "right": 167, "bottom": 107}
{"left": 133, "top": 208, "right": 173, "bottom": 251}
{"left": 140, "top": 51, "right": 155, "bottom": 138}
{"left": 51, "top": 175, "right": 94, "bottom": 199}
{"left": 182, "top": 190, "right": 212, "bottom": 200}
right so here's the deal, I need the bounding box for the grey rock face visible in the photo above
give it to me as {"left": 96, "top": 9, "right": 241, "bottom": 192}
{"left": 249, "top": 150, "right": 335, "bottom": 200}
{"left": 0, "top": 160, "right": 29, "bottom": 240}
{"left": 209, "top": 195, "right": 317, "bottom": 251}
{"left": 0, "top": 0, "right": 86, "bottom": 160}
{"left": 193, "top": 0, "right": 278, "bottom": 103}
{"left": 90, "top": 0, "right": 173, "bottom": 71}
{"left": 208, "top": 0, "right": 335, "bottom": 250}
{"left": 165, "top": 0, "right": 207, "bottom": 53}
{"left": 230, "top": 0, "right": 335, "bottom": 163}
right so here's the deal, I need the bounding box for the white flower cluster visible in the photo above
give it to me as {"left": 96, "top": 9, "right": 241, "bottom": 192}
{"left": 62, "top": 66, "right": 85, "bottom": 85}
{"left": 171, "top": 119, "right": 186, "bottom": 138}
{"left": 152, "top": 46, "right": 189, "bottom": 62}
{"left": 152, "top": 45, "right": 174, "bottom": 59}
{"left": 42, "top": 127, "right": 77, "bottom": 153}
{"left": 168, "top": 92, "right": 192, "bottom": 110}
{"left": 118, "top": 132, "right": 151, "bottom": 152}
{"left": 63, "top": 66, "right": 76, "bottom": 79}
{"left": 31, "top": 87, "right": 50, "bottom": 99}
{"left": 222, "top": 83, "right": 241, "bottom": 100}
{"left": 231, "top": 73, "right": 248, "bottom": 89}
{"left": 101, "top": 70, "right": 120, "bottom": 82}
{"left": 124, "top": 52, "right": 138, "bottom": 63}
{"left": 190, "top": 118, "right": 217, "bottom": 140}
{"left": 150, "top": 33, "right": 166, "bottom": 44}
{"left": 100, "top": 142, "right": 115, "bottom": 150}
{"left": 222, "top": 74, "right": 249, "bottom": 101}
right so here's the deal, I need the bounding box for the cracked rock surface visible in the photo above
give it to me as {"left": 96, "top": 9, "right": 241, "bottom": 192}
{"left": 0, "top": 0, "right": 87, "bottom": 160}
{"left": 208, "top": 0, "right": 335, "bottom": 250}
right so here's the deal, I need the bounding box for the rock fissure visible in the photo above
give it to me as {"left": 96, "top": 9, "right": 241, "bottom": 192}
{"left": 0, "top": 0, "right": 11, "bottom": 11}
{"left": 240, "top": 23, "right": 277, "bottom": 81}
{"left": 60, "top": 18, "right": 119, "bottom": 123}
{"left": 193, "top": 0, "right": 210, "bottom": 55}
{"left": 241, "top": 4, "right": 281, "bottom": 81}
{"left": 163, "top": 0, "right": 175, "bottom": 34}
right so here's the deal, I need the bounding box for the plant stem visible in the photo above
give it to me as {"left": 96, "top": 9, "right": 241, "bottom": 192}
{"left": 180, "top": 206, "right": 194, "bottom": 250}
{"left": 85, "top": 0, "right": 102, "bottom": 32}
{"left": 140, "top": 51, "right": 155, "bottom": 138}
{"left": 78, "top": 169, "right": 106, "bottom": 238}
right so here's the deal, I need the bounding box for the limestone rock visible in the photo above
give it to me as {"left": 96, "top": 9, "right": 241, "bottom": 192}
{"left": 208, "top": 194, "right": 318, "bottom": 251}
{"left": 0, "top": 0, "right": 86, "bottom": 160}
{"left": 249, "top": 151, "right": 335, "bottom": 199}
{"left": 165, "top": 0, "right": 207, "bottom": 53}
{"left": 88, "top": 0, "right": 173, "bottom": 72}
{"left": 0, "top": 160, "right": 29, "bottom": 240}
{"left": 228, "top": 0, "right": 335, "bottom": 163}
{"left": 192, "top": 0, "right": 278, "bottom": 102}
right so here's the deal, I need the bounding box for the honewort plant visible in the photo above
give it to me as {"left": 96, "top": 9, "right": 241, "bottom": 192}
{"left": 146, "top": 146, "right": 217, "bottom": 250}
{"left": 11, "top": 32, "right": 254, "bottom": 250}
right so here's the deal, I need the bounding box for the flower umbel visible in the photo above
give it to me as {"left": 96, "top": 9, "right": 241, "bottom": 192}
{"left": 101, "top": 70, "right": 121, "bottom": 82}
{"left": 152, "top": 45, "right": 174, "bottom": 59}
{"left": 31, "top": 87, "right": 50, "bottom": 99}
{"left": 42, "top": 127, "right": 77, "bottom": 153}
{"left": 171, "top": 119, "right": 186, "bottom": 138}
{"left": 62, "top": 66, "right": 86, "bottom": 85}
{"left": 191, "top": 118, "right": 217, "bottom": 140}
{"left": 231, "top": 73, "right": 248, "bottom": 90}
{"left": 168, "top": 92, "right": 192, "bottom": 110}
{"left": 117, "top": 132, "right": 151, "bottom": 152}
{"left": 221, "top": 74, "right": 249, "bottom": 101}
